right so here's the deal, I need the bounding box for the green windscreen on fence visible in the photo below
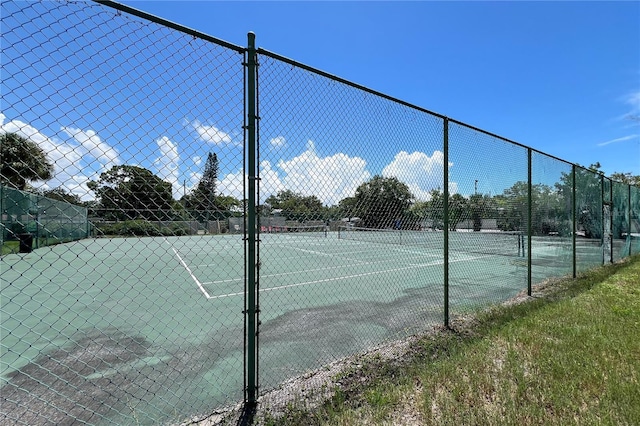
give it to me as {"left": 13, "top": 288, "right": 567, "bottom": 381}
{"left": 1, "top": 185, "right": 89, "bottom": 251}
{"left": 574, "top": 167, "right": 604, "bottom": 273}
{"left": 612, "top": 180, "right": 630, "bottom": 261}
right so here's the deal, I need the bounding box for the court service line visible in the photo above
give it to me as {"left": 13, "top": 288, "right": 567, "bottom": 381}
{"left": 203, "top": 259, "right": 388, "bottom": 286}
{"left": 284, "top": 243, "right": 440, "bottom": 265}
{"left": 164, "top": 238, "right": 212, "bottom": 299}
{"left": 201, "top": 253, "right": 422, "bottom": 285}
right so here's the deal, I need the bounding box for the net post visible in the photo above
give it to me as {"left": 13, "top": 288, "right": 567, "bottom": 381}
{"left": 443, "top": 118, "right": 450, "bottom": 328}
{"left": 245, "top": 31, "right": 258, "bottom": 408}
{"left": 572, "top": 165, "right": 576, "bottom": 278}
{"left": 527, "top": 149, "right": 532, "bottom": 296}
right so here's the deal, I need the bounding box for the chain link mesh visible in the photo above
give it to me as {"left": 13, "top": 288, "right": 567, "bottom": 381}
{"left": 256, "top": 52, "right": 446, "bottom": 398}
{"left": 530, "top": 153, "right": 574, "bottom": 281}
{"left": 612, "top": 180, "right": 631, "bottom": 261}
{"left": 1, "top": 1, "right": 639, "bottom": 424}
{"left": 632, "top": 185, "right": 640, "bottom": 255}
{"left": 2, "top": 1, "right": 245, "bottom": 424}
{"left": 575, "top": 167, "right": 605, "bottom": 273}
{"left": 447, "top": 123, "right": 529, "bottom": 313}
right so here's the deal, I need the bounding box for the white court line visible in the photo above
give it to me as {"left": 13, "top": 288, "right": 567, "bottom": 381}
{"left": 208, "top": 253, "right": 493, "bottom": 300}
{"left": 281, "top": 244, "right": 380, "bottom": 266}
{"left": 203, "top": 260, "right": 387, "bottom": 285}
{"left": 164, "top": 238, "right": 212, "bottom": 299}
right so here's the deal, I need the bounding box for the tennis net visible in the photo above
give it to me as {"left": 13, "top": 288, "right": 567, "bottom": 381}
{"left": 338, "top": 226, "right": 525, "bottom": 257}
{"left": 264, "top": 224, "right": 327, "bottom": 237}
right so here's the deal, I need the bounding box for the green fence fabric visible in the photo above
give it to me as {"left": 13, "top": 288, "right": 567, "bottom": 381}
{"left": 1, "top": 186, "right": 89, "bottom": 250}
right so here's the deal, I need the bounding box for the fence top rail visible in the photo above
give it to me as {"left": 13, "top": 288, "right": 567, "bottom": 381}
{"left": 94, "top": 0, "right": 245, "bottom": 54}
{"left": 258, "top": 48, "right": 582, "bottom": 169}
{"left": 95, "top": 1, "right": 637, "bottom": 190}
{"left": 256, "top": 47, "right": 448, "bottom": 121}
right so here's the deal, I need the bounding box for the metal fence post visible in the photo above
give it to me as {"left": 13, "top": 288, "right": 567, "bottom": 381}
{"left": 443, "top": 118, "right": 450, "bottom": 328}
{"left": 572, "top": 165, "right": 576, "bottom": 278}
{"left": 601, "top": 175, "right": 605, "bottom": 265}
{"left": 527, "top": 149, "right": 532, "bottom": 296}
{"left": 245, "top": 31, "right": 258, "bottom": 407}
{"left": 629, "top": 184, "right": 633, "bottom": 257}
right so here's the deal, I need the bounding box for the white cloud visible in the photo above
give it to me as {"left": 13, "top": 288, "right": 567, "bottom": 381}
{"left": 597, "top": 134, "right": 638, "bottom": 147}
{"left": 153, "top": 136, "right": 182, "bottom": 198}
{"left": 187, "top": 119, "right": 238, "bottom": 147}
{"left": 614, "top": 90, "right": 640, "bottom": 125}
{"left": 624, "top": 90, "right": 640, "bottom": 110}
{"left": 60, "top": 127, "right": 120, "bottom": 168}
{"left": 0, "top": 114, "right": 99, "bottom": 200}
{"left": 271, "top": 140, "right": 370, "bottom": 205}
{"left": 219, "top": 144, "right": 460, "bottom": 206}
{"left": 0, "top": 115, "right": 129, "bottom": 201}
{"left": 270, "top": 136, "right": 286, "bottom": 148}
{"left": 0, "top": 112, "right": 460, "bottom": 207}
{"left": 218, "top": 169, "right": 247, "bottom": 201}
{"left": 382, "top": 150, "right": 457, "bottom": 201}
{"left": 624, "top": 90, "right": 640, "bottom": 123}
{"left": 218, "top": 140, "right": 371, "bottom": 206}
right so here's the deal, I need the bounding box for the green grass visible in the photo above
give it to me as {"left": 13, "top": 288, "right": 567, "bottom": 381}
{"left": 261, "top": 255, "right": 640, "bottom": 425}
{"left": 1, "top": 240, "right": 19, "bottom": 255}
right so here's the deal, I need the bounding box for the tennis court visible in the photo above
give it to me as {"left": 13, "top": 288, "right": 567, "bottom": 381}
{"left": 1, "top": 229, "right": 536, "bottom": 424}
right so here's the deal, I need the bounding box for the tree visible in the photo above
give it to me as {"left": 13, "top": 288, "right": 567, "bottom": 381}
{"left": 448, "top": 193, "right": 469, "bottom": 231}
{"left": 0, "top": 132, "right": 54, "bottom": 190}
{"left": 352, "top": 175, "right": 414, "bottom": 229}
{"left": 36, "top": 187, "right": 82, "bottom": 205}
{"left": 215, "top": 195, "right": 242, "bottom": 214}
{"left": 265, "top": 190, "right": 324, "bottom": 221}
{"left": 610, "top": 172, "right": 640, "bottom": 187}
{"left": 498, "top": 181, "right": 530, "bottom": 232}
{"left": 88, "top": 165, "right": 174, "bottom": 221}
{"left": 469, "top": 194, "right": 494, "bottom": 231}
{"left": 555, "top": 164, "right": 603, "bottom": 238}
{"left": 196, "top": 152, "right": 218, "bottom": 209}
{"left": 411, "top": 189, "right": 445, "bottom": 230}
{"left": 183, "top": 152, "right": 221, "bottom": 220}
{"left": 497, "top": 181, "right": 567, "bottom": 235}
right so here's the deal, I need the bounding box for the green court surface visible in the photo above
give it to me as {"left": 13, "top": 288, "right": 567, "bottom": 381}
{"left": 0, "top": 231, "right": 623, "bottom": 424}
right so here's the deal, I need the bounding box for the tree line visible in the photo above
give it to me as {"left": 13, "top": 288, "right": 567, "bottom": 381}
{"left": 1, "top": 132, "right": 638, "bottom": 238}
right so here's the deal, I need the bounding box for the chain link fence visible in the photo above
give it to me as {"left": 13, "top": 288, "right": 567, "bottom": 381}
{"left": 2, "top": 1, "right": 246, "bottom": 424}
{"left": 1, "top": 1, "right": 639, "bottom": 425}
{"left": 1, "top": 185, "right": 92, "bottom": 252}
{"left": 256, "top": 50, "right": 446, "bottom": 395}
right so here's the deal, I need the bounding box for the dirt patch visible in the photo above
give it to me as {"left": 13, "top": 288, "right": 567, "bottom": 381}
{"left": 1, "top": 329, "right": 152, "bottom": 425}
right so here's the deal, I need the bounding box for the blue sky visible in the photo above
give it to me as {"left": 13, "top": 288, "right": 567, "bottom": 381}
{"left": 1, "top": 1, "right": 638, "bottom": 205}
{"left": 117, "top": 0, "right": 639, "bottom": 175}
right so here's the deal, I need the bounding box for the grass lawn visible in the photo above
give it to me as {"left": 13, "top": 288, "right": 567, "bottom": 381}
{"left": 1, "top": 240, "right": 19, "bottom": 255}
{"left": 259, "top": 255, "right": 640, "bottom": 425}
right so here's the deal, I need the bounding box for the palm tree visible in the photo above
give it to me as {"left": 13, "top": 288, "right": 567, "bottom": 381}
{"left": 0, "top": 132, "right": 54, "bottom": 190}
